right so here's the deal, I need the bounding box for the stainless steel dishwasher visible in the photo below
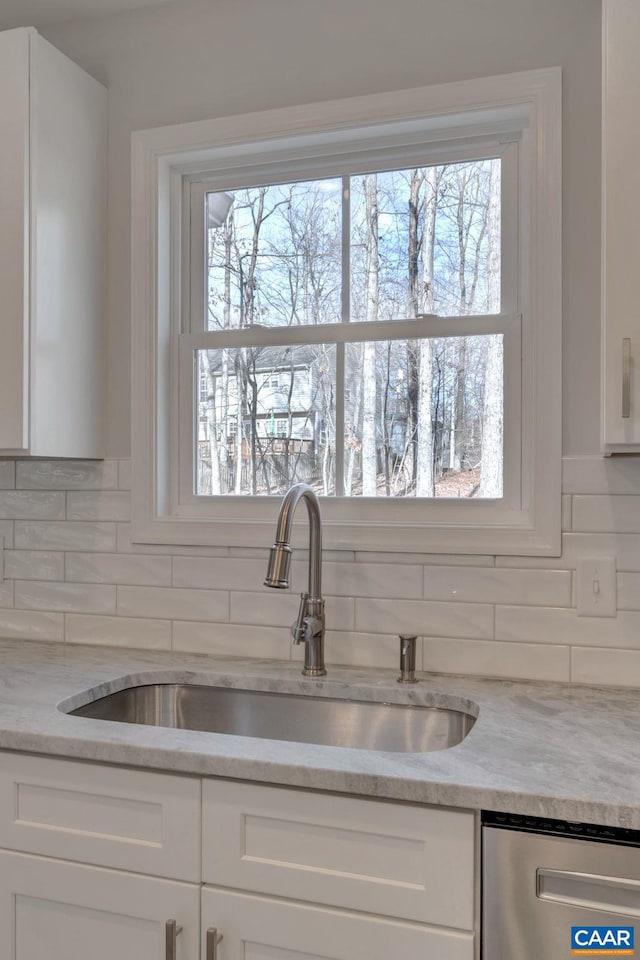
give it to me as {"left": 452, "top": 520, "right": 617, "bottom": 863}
{"left": 483, "top": 812, "right": 640, "bottom": 958}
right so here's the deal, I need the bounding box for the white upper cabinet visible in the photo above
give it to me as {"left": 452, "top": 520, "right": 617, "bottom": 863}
{"left": 602, "top": 0, "right": 640, "bottom": 452}
{"left": 0, "top": 28, "right": 106, "bottom": 458}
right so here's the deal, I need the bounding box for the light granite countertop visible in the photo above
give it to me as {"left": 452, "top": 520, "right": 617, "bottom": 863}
{"left": 0, "top": 638, "right": 638, "bottom": 828}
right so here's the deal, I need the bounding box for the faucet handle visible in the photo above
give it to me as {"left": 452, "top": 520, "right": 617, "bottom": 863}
{"left": 291, "top": 593, "right": 309, "bottom": 645}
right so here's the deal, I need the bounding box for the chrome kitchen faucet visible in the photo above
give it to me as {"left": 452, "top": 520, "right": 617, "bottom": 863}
{"left": 264, "top": 482, "right": 326, "bottom": 678}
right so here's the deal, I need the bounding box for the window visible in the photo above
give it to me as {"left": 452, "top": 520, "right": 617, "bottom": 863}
{"left": 132, "top": 69, "right": 561, "bottom": 553}
{"left": 191, "top": 159, "right": 509, "bottom": 501}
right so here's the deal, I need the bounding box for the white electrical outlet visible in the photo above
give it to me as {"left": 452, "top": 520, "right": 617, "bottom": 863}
{"left": 576, "top": 557, "right": 617, "bottom": 617}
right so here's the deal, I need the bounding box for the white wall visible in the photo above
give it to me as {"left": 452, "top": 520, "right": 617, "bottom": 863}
{"left": 43, "top": 0, "right": 602, "bottom": 459}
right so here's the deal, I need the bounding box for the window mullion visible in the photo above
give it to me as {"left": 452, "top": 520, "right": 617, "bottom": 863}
{"left": 181, "top": 314, "right": 519, "bottom": 351}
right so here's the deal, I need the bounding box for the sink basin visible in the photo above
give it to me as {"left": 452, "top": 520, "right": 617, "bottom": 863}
{"left": 68, "top": 683, "right": 476, "bottom": 754}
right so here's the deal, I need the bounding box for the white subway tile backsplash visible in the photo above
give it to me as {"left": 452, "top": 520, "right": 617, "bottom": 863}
{"left": 422, "top": 637, "right": 571, "bottom": 682}
{"left": 15, "top": 581, "right": 116, "bottom": 615}
{"left": 355, "top": 598, "right": 493, "bottom": 639}
{"left": 173, "top": 552, "right": 314, "bottom": 594}
{"left": 66, "top": 552, "right": 171, "bottom": 587}
{"left": 1, "top": 455, "right": 640, "bottom": 685}
{"left": 230, "top": 590, "right": 355, "bottom": 632}
{"left": 116, "top": 523, "right": 229, "bottom": 557}
{"left": 66, "top": 491, "right": 131, "bottom": 522}
{"left": 118, "top": 460, "right": 132, "bottom": 491}
{"left": 4, "top": 551, "right": 64, "bottom": 581}
{"left": 118, "top": 585, "right": 229, "bottom": 622}
{"left": 563, "top": 456, "right": 640, "bottom": 496}
{"left": 0, "top": 491, "right": 65, "bottom": 520}
{"left": 355, "top": 551, "right": 494, "bottom": 566}
{"left": 66, "top": 614, "right": 171, "bottom": 650}
{"left": 15, "top": 521, "right": 117, "bottom": 552}
{"left": 322, "top": 631, "right": 408, "bottom": 670}
{"left": 423, "top": 566, "right": 571, "bottom": 606}
{"left": 616, "top": 573, "right": 640, "bottom": 611}
{"left": 172, "top": 620, "right": 290, "bottom": 659}
{"left": 571, "top": 646, "right": 640, "bottom": 686}
{"left": 0, "top": 609, "right": 63, "bottom": 641}
{"left": 16, "top": 460, "right": 118, "bottom": 490}
{"left": 0, "top": 522, "right": 13, "bottom": 550}
{"left": 496, "top": 604, "right": 640, "bottom": 649}
{"left": 229, "top": 546, "right": 355, "bottom": 563}
{"left": 323, "top": 561, "right": 423, "bottom": 599}
{"left": 572, "top": 495, "right": 640, "bottom": 534}
{"left": 0, "top": 462, "right": 15, "bottom": 490}
{"left": 226, "top": 547, "right": 269, "bottom": 560}
{"left": 498, "top": 533, "right": 640, "bottom": 571}
{"left": 173, "top": 556, "right": 265, "bottom": 591}
{"left": 0, "top": 580, "right": 13, "bottom": 607}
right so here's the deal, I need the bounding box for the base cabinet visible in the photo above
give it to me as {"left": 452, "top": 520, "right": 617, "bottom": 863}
{"left": 0, "top": 850, "right": 200, "bottom": 960}
{"left": 0, "top": 752, "right": 478, "bottom": 960}
{"left": 202, "top": 887, "right": 475, "bottom": 960}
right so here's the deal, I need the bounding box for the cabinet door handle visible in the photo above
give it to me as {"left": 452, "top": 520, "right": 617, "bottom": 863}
{"left": 623, "top": 337, "right": 631, "bottom": 418}
{"left": 206, "top": 927, "right": 223, "bottom": 960}
{"left": 165, "top": 919, "right": 183, "bottom": 960}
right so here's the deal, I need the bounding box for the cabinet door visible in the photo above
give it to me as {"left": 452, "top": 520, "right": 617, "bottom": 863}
{"left": 202, "top": 886, "right": 474, "bottom": 960}
{"left": 602, "top": 0, "right": 640, "bottom": 450}
{"left": 0, "top": 850, "right": 200, "bottom": 960}
{"left": 0, "top": 28, "right": 30, "bottom": 451}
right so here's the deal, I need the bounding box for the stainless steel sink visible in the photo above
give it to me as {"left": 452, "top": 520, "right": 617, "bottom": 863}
{"left": 69, "top": 683, "right": 476, "bottom": 754}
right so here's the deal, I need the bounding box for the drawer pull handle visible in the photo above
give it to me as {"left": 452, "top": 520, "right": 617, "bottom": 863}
{"left": 623, "top": 337, "right": 631, "bottom": 418}
{"left": 165, "top": 919, "right": 183, "bottom": 960}
{"left": 207, "top": 927, "right": 223, "bottom": 960}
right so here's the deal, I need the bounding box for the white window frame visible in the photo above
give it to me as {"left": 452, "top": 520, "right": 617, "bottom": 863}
{"left": 131, "top": 68, "right": 561, "bottom": 554}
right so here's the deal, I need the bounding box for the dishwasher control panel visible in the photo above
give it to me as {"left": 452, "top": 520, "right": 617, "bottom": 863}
{"left": 483, "top": 810, "right": 640, "bottom": 846}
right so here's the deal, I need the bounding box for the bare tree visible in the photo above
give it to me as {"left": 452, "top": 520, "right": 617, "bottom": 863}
{"left": 416, "top": 166, "right": 438, "bottom": 496}
{"left": 362, "top": 174, "right": 379, "bottom": 495}
{"left": 480, "top": 160, "right": 503, "bottom": 497}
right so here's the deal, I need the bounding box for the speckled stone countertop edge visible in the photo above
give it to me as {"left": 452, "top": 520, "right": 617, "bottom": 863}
{"left": 1, "top": 638, "right": 639, "bottom": 828}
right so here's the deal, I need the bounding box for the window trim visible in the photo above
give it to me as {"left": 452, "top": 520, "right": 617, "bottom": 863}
{"left": 131, "top": 68, "right": 562, "bottom": 554}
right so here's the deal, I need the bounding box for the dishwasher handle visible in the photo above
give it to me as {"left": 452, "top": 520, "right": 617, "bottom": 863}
{"left": 538, "top": 868, "right": 640, "bottom": 917}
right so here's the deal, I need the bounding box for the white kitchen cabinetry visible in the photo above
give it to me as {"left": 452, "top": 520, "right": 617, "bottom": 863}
{"left": 602, "top": 0, "right": 640, "bottom": 452}
{"left": 0, "top": 752, "right": 477, "bottom": 960}
{"left": 201, "top": 887, "right": 474, "bottom": 960}
{"left": 0, "top": 28, "right": 106, "bottom": 457}
{"left": 0, "top": 851, "right": 200, "bottom": 960}
{"left": 201, "top": 778, "right": 475, "bottom": 929}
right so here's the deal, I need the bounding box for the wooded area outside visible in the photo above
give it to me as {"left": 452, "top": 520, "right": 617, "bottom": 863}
{"left": 196, "top": 158, "right": 504, "bottom": 499}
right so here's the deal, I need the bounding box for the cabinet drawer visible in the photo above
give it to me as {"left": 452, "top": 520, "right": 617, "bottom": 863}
{"left": 202, "top": 886, "right": 475, "bottom": 960}
{"left": 203, "top": 779, "right": 475, "bottom": 929}
{"left": 0, "top": 753, "right": 201, "bottom": 881}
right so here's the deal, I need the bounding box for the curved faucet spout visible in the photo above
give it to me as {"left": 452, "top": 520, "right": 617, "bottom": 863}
{"left": 264, "top": 483, "right": 326, "bottom": 678}
{"left": 265, "top": 483, "right": 322, "bottom": 600}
